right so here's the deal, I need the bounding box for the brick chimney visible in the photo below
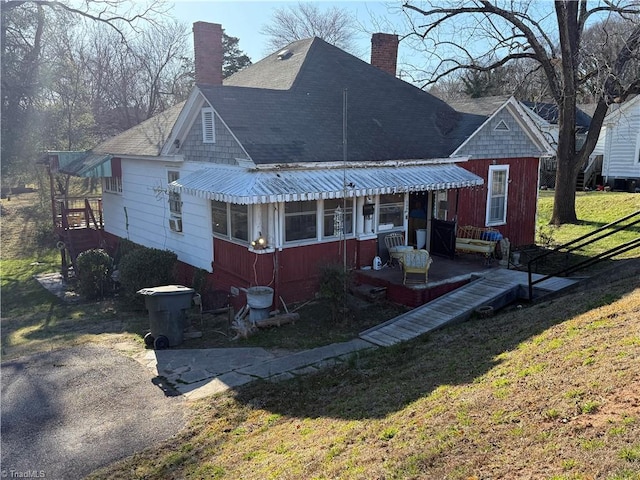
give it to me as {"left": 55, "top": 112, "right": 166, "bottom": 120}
{"left": 371, "top": 33, "right": 399, "bottom": 77}
{"left": 193, "top": 21, "right": 223, "bottom": 85}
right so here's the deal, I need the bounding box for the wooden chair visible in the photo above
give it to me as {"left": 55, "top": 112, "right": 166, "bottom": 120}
{"left": 384, "top": 233, "right": 411, "bottom": 266}
{"left": 399, "top": 249, "right": 433, "bottom": 284}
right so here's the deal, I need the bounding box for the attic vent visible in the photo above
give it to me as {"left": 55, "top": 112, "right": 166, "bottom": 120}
{"left": 277, "top": 49, "right": 293, "bottom": 60}
{"left": 202, "top": 107, "right": 215, "bottom": 143}
{"left": 494, "top": 120, "right": 510, "bottom": 131}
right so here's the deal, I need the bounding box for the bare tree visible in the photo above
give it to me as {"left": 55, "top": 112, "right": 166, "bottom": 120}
{"left": 402, "top": 1, "right": 640, "bottom": 225}
{"left": 0, "top": 0, "right": 167, "bottom": 183}
{"left": 261, "top": 2, "right": 357, "bottom": 53}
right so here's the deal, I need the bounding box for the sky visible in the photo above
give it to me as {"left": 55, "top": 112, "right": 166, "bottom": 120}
{"left": 168, "top": 1, "right": 410, "bottom": 64}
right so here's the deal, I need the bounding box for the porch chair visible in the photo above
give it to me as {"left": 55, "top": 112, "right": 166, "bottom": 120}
{"left": 384, "top": 233, "right": 412, "bottom": 266}
{"left": 399, "top": 249, "right": 433, "bottom": 285}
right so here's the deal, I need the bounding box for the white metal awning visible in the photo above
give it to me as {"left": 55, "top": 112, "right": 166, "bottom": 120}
{"left": 170, "top": 162, "right": 484, "bottom": 205}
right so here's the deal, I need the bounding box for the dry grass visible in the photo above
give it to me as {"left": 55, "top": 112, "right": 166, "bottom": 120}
{"left": 86, "top": 261, "right": 640, "bottom": 480}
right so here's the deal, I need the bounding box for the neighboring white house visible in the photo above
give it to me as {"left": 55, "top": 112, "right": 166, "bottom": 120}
{"left": 592, "top": 94, "right": 640, "bottom": 191}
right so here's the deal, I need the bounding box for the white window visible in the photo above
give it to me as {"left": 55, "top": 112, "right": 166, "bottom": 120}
{"left": 323, "top": 198, "right": 353, "bottom": 238}
{"left": 202, "top": 107, "right": 215, "bottom": 143}
{"left": 168, "top": 171, "right": 182, "bottom": 215}
{"left": 211, "top": 200, "right": 249, "bottom": 242}
{"left": 285, "top": 200, "right": 317, "bottom": 242}
{"left": 378, "top": 193, "right": 404, "bottom": 230}
{"left": 486, "top": 165, "right": 509, "bottom": 226}
{"left": 104, "top": 176, "right": 122, "bottom": 193}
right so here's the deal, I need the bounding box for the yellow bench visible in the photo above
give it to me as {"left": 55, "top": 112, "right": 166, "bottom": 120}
{"left": 455, "top": 225, "right": 501, "bottom": 261}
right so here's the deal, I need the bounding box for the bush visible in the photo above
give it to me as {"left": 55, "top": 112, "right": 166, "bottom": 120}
{"left": 117, "top": 246, "right": 178, "bottom": 301}
{"left": 319, "top": 264, "right": 352, "bottom": 323}
{"left": 76, "top": 249, "right": 113, "bottom": 299}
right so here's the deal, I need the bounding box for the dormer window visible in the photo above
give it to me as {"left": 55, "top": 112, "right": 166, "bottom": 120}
{"left": 202, "top": 107, "right": 215, "bottom": 143}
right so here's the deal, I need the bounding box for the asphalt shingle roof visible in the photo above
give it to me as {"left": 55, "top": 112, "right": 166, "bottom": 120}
{"left": 521, "top": 100, "right": 592, "bottom": 133}
{"left": 82, "top": 38, "right": 524, "bottom": 169}
{"left": 92, "top": 102, "right": 185, "bottom": 157}
{"left": 199, "top": 37, "right": 471, "bottom": 165}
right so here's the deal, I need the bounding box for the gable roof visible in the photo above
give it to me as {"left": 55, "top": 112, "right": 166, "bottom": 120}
{"left": 92, "top": 101, "right": 185, "bottom": 157}
{"left": 448, "top": 96, "right": 553, "bottom": 158}
{"left": 521, "top": 100, "right": 592, "bottom": 133}
{"left": 603, "top": 94, "right": 640, "bottom": 123}
{"left": 199, "top": 37, "right": 469, "bottom": 165}
{"left": 66, "top": 36, "right": 548, "bottom": 176}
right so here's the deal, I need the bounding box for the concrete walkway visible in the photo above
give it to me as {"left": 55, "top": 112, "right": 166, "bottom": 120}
{"left": 136, "top": 339, "right": 376, "bottom": 401}
{"left": 35, "top": 268, "right": 580, "bottom": 402}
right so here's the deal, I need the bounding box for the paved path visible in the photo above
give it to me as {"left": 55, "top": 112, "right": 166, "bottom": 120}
{"left": 1, "top": 344, "right": 185, "bottom": 480}
{"left": 135, "top": 270, "right": 580, "bottom": 400}
{"left": 137, "top": 339, "right": 376, "bottom": 401}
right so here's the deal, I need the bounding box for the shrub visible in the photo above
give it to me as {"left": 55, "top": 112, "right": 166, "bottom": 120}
{"left": 319, "top": 264, "right": 352, "bottom": 323}
{"left": 76, "top": 249, "right": 113, "bottom": 299}
{"left": 118, "top": 246, "right": 178, "bottom": 300}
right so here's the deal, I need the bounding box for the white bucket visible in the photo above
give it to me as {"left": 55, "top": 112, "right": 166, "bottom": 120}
{"left": 246, "top": 286, "right": 274, "bottom": 309}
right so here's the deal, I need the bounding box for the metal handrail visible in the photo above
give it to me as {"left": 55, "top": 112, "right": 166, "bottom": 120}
{"left": 528, "top": 210, "right": 640, "bottom": 299}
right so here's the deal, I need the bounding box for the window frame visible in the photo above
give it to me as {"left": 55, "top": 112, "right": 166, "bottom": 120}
{"left": 211, "top": 200, "right": 249, "bottom": 244}
{"left": 284, "top": 200, "right": 318, "bottom": 243}
{"left": 485, "top": 164, "right": 509, "bottom": 226}
{"left": 103, "top": 176, "right": 122, "bottom": 194}
{"left": 167, "top": 170, "right": 182, "bottom": 216}
{"left": 378, "top": 193, "right": 404, "bottom": 231}
{"left": 322, "top": 198, "right": 354, "bottom": 239}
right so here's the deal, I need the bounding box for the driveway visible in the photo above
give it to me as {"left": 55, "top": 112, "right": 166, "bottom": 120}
{"left": 1, "top": 344, "right": 185, "bottom": 480}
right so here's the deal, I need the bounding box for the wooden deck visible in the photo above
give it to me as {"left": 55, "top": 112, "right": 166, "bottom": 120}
{"left": 359, "top": 269, "right": 578, "bottom": 347}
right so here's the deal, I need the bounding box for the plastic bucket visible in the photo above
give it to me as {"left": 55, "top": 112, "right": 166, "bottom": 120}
{"left": 246, "top": 286, "right": 274, "bottom": 309}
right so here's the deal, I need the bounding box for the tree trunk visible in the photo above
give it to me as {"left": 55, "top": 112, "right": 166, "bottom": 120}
{"left": 551, "top": 161, "right": 579, "bottom": 225}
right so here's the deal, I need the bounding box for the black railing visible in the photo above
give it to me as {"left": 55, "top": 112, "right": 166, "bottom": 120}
{"left": 527, "top": 210, "right": 640, "bottom": 299}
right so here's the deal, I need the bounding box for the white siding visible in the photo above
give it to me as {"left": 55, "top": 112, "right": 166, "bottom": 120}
{"left": 104, "top": 159, "right": 213, "bottom": 272}
{"left": 603, "top": 98, "right": 640, "bottom": 180}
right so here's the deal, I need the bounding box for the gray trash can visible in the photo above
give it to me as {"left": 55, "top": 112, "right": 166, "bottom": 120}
{"left": 137, "top": 285, "right": 195, "bottom": 349}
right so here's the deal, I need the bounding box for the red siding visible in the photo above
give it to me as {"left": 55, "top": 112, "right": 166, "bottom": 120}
{"left": 211, "top": 237, "right": 378, "bottom": 307}
{"left": 456, "top": 157, "right": 539, "bottom": 247}
{"left": 353, "top": 270, "right": 470, "bottom": 308}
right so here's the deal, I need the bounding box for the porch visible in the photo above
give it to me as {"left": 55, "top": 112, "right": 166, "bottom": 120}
{"left": 51, "top": 196, "right": 105, "bottom": 278}
{"left": 353, "top": 253, "right": 496, "bottom": 308}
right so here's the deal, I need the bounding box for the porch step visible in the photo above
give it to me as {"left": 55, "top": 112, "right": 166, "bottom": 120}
{"left": 351, "top": 283, "right": 388, "bottom": 302}
{"left": 359, "top": 269, "right": 578, "bottom": 347}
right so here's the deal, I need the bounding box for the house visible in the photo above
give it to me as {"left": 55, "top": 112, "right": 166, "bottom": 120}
{"left": 48, "top": 22, "right": 552, "bottom": 309}
{"left": 519, "top": 100, "right": 595, "bottom": 189}
{"left": 591, "top": 94, "right": 640, "bottom": 192}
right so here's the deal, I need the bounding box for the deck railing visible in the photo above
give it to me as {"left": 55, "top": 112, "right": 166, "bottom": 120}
{"left": 54, "top": 196, "right": 103, "bottom": 230}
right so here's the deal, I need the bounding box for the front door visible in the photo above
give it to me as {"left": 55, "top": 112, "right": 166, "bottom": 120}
{"left": 408, "top": 194, "right": 428, "bottom": 248}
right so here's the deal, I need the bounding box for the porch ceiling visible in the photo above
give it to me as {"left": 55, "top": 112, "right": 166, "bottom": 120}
{"left": 171, "top": 162, "right": 484, "bottom": 205}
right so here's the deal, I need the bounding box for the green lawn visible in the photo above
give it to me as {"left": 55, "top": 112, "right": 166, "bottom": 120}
{"left": 82, "top": 193, "right": 640, "bottom": 480}
{"left": 536, "top": 190, "right": 640, "bottom": 255}
{"left": 4, "top": 191, "right": 640, "bottom": 479}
